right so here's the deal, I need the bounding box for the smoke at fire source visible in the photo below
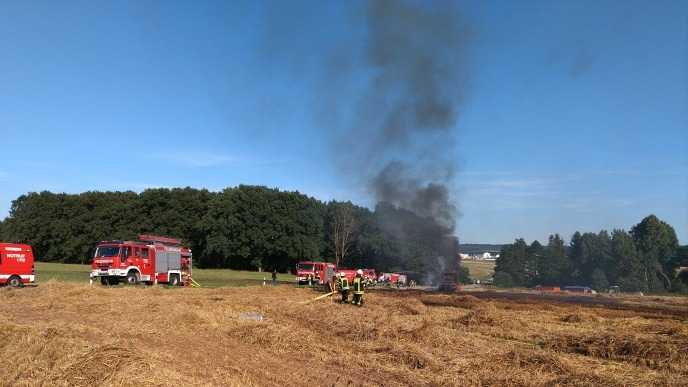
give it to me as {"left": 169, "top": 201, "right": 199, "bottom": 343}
{"left": 265, "top": 0, "right": 471, "bottom": 281}
{"left": 339, "top": 1, "right": 469, "bottom": 279}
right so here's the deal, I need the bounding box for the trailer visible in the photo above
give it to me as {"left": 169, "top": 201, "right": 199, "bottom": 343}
{"left": 90, "top": 235, "right": 192, "bottom": 286}
{"left": 0, "top": 243, "right": 35, "bottom": 287}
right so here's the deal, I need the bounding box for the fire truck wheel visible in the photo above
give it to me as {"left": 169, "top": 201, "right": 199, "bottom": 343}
{"left": 126, "top": 271, "right": 140, "bottom": 285}
{"left": 8, "top": 276, "right": 22, "bottom": 288}
{"left": 100, "top": 277, "right": 109, "bottom": 286}
{"left": 169, "top": 274, "right": 180, "bottom": 287}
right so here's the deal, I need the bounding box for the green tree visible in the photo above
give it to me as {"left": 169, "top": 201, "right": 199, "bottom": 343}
{"left": 539, "top": 234, "right": 569, "bottom": 285}
{"left": 350, "top": 209, "right": 394, "bottom": 270}
{"left": 493, "top": 271, "right": 514, "bottom": 288}
{"left": 631, "top": 215, "right": 679, "bottom": 291}
{"left": 611, "top": 229, "right": 643, "bottom": 291}
{"left": 568, "top": 231, "right": 612, "bottom": 286}
{"left": 568, "top": 231, "right": 585, "bottom": 284}
{"left": 494, "top": 239, "right": 528, "bottom": 286}
{"left": 525, "top": 240, "right": 544, "bottom": 286}
{"left": 590, "top": 268, "right": 609, "bottom": 291}
{"left": 457, "top": 265, "right": 471, "bottom": 284}
{"left": 202, "top": 186, "right": 324, "bottom": 270}
{"left": 595, "top": 230, "right": 615, "bottom": 283}
{"left": 137, "top": 187, "right": 215, "bottom": 260}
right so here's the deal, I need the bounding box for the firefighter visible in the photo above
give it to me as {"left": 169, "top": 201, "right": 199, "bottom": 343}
{"left": 352, "top": 269, "right": 365, "bottom": 306}
{"left": 336, "top": 273, "right": 350, "bottom": 303}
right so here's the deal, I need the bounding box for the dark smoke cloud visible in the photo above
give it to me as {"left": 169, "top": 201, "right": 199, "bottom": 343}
{"left": 372, "top": 162, "right": 456, "bottom": 231}
{"left": 327, "top": 0, "right": 470, "bottom": 219}
{"left": 262, "top": 0, "right": 471, "bottom": 283}
{"left": 331, "top": 0, "right": 471, "bottom": 283}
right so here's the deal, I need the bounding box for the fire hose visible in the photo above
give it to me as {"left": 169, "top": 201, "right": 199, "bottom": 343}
{"left": 301, "top": 291, "right": 335, "bottom": 304}
{"left": 189, "top": 278, "right": 202, "bottom": 288}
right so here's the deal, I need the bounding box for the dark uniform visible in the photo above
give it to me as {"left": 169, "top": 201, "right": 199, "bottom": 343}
{"left": 337, "top": 275, "right": 350, "bottom": 303}
{"left": 352, "top": 275, "right": 364, "bottom": 306}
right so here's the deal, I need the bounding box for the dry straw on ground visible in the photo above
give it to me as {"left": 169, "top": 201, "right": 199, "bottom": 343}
{"left": 0, "top": 282, "right": 686, "bottom": 386}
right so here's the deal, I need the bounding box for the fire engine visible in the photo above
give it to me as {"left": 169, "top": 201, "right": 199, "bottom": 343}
{"left": 335, "top": 268, "right": 376, "bottom": 284}
{"left": 294, "top": 261, "right": 336, "bottom": 287}
{"left": 362, "top": 269, "right": 378, "bottom": 285}
{"left": 296, "top": 262, "right": 377, "bottom": 288}
{"left": 378, "top": 272, "right": 408, "bottom": 287}
{"left": 337, "top": 268, "right": 357, "bottom": 282}
{"left": 0, "top": 243, "right": 35, "bottom": 287}
{"left": 90, "top": 235, "right": 192, "bottom": 286}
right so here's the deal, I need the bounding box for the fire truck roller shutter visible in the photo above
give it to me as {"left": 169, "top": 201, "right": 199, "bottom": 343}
{"left": 155, "top": 250, "right": 182, "bottom": 273}
{"left": 326, "top": 266, "right": 335, "bottom": 284}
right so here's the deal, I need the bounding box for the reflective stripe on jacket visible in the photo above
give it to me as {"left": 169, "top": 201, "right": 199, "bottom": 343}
{"left": 339, "top": 277, "right": 349, "bottom": 290}
{"left": 353, "top": 277, "right": 364, "bottom": 294}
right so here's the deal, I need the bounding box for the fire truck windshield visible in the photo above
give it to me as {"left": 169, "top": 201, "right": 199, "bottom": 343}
{"left": 297, "top": 263, "right": 314, "bottom": 271}
{"left": 94, "top": 246, "right": 120, "bottom": 258}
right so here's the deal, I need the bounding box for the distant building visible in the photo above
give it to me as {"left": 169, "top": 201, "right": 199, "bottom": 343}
{"left": 460, "top": 251, "right": 500, "bottom": 261}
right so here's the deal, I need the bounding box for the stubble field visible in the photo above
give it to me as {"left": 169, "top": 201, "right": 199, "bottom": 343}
{"left": 0, "top": 282, "right": 686, "bottom": 386}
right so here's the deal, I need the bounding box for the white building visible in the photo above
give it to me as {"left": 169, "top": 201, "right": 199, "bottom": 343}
{"left": 460, "top": 251, "right": 500, "bottom": 261}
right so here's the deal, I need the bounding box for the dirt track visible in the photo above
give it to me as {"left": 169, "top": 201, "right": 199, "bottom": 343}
{"left": 0, "top": 283, "right": 687, "bottom": 386}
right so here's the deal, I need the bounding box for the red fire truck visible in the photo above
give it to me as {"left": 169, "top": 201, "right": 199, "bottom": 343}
{"left": 297, "top": 263, "right": 377, "bottom": 288}
{"left": 378, "top": 272, "right": 408, "bottom": 287}
{"left": 295, "top": 261, "right": 336, "bottom": 287}
{"left": 90, "top": 235, "right": 192, "bottom": 286}
{"left": 362, "top": 269, "right": 378, "bottom": 285}
{"left": 337, "top": 268, "right": 357, "bottom": 282}
{"left": 334, "top": 268, "right": 375, "bottom": 282}
{"left": 0, "top": 243, "right": 35, "bottom": 287}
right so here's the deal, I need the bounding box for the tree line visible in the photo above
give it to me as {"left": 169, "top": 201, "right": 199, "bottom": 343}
{"left": 0, "top": 186, "right": 462, "bottom": 280}
{"left": 494, "top": 215, "right": 688, "bottom": 293}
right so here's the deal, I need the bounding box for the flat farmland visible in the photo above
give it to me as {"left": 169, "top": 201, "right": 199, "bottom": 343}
{"left": 35, "top": 262, "right": 295, "bottom": 288}
{"left": 0, "top": 282, "right": 686, "bottom": 386}
{"left": 460, "top": 259, "right": 495, "bottom": 281}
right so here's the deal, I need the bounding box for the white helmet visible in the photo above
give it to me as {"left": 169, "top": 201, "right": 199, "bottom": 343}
{"left": 357, "top": 269, "right": 363, "bottom": 275}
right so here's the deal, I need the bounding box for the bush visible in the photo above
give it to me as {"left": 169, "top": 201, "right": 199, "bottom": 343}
{"left": 457, "top": 266, "right": 471, "bottom": 284}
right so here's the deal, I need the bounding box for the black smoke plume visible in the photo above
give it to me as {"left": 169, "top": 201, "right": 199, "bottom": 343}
{"left": 262, "top": 0, "right": 471, "bottom": 284}
{"left": 329, "top": 0, "right": 470, "bottom": 285}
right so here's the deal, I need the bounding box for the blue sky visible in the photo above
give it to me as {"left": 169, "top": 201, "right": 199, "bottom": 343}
{"left": 0, "top": 0, "right": 686, "bottom": 244}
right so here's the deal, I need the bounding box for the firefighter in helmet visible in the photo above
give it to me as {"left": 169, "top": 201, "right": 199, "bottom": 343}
{"left": 352, "top": 269, "right": 365, "bottom": 306}
{"left": 336, "top": 273, "right": 350, "bottom": 303}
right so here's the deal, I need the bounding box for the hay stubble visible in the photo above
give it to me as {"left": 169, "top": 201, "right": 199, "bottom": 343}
{"left": 0, "top": 282, "right": 686, "bottom": 386}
